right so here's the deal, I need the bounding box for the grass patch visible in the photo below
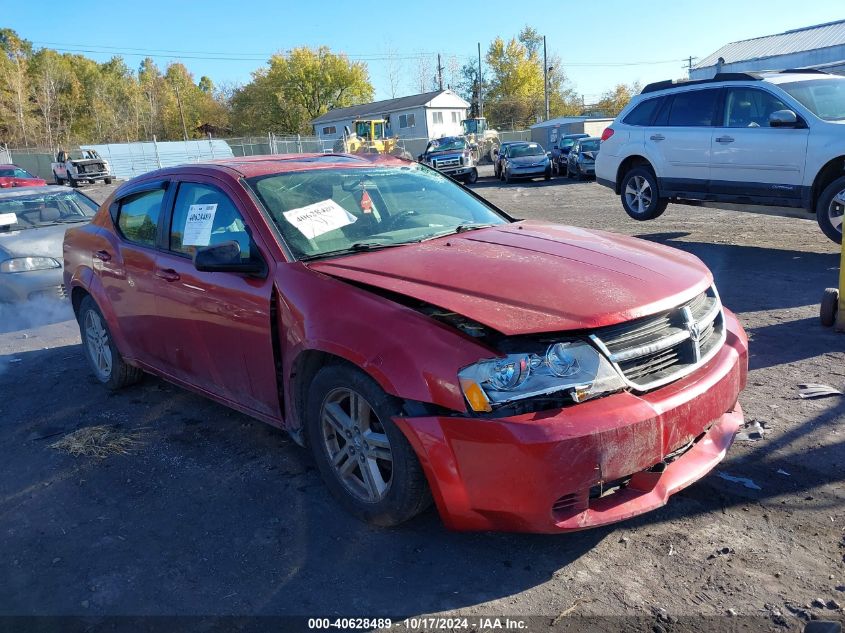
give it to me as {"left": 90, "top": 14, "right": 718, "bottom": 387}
{"left": 50, "top": 425, "right": 144, "bottom": 458}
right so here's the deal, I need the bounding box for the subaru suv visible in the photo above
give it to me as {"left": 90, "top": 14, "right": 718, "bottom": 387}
{"left": 595, "top": 70, "right": 845, "bottom": 243}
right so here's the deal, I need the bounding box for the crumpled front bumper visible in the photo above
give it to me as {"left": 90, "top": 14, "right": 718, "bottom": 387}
{"left": 394, "top": 310, "right": 748, "bottom": 533}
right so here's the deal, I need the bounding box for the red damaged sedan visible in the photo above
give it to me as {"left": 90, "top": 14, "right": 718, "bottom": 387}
{"left": 0, "top": 164, "right": 47, "bottom": 188}
{"left": 63, "top": 155, "right": 747, "bottom": 533}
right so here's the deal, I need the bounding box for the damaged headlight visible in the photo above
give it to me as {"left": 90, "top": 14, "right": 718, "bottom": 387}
{"left": 458, "top": 341, "right": 625, "bottom": 412}
{"left": 0, "top": 257, "right": 61, "bottom": 273}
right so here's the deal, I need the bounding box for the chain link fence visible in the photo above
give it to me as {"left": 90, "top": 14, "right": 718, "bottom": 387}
{"left": 6, "top": 129, "right": 532, "bottom": 182}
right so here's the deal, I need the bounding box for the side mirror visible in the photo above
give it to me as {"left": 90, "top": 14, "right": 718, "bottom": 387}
{"left": 769, "top": 109, "right": 799, "bottom": 128}
{"left": 194, "top": 240, "right": 265, "bottom": 275}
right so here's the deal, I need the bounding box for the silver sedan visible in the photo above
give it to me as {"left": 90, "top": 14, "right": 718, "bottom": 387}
{"left": 0, "top": 186, "right": 98, "bottom": 303}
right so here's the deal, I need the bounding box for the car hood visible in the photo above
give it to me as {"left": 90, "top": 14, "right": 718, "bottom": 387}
{"left": 509, "top": 155, "right": 547, "bottom": 166}
{"left": 307, "top": 221, "right": 713, "bottom": 335}
{"left": 0, "top": 222, "right": 82, "bottom": 261}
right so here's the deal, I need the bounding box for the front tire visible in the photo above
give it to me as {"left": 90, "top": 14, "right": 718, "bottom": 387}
{"left": 66, "top": 172, "right": 77, "bottom": 188}
{"left": 305, "top": 364, "right": 431, "bottom": 526}
{"left": 77, "top": 296, "right": 143, "bottom": 390}
{"left": 620, "top": 166, "right": 668, "bottom": 220}
{"left": 464, "top": 168, "right": 478, "bottom": 184}
{"left": 816, "top": 175, "right": 845, "bottom": 244}
{"left": 104, "top": 178, "right": 113, "bottom": 185}
{"left": 53, "top": 172, "right": 63, "bottom": 185}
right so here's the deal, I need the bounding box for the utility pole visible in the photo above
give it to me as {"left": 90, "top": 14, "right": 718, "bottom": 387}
{"left": 436, "top": 54, "right": 444, "bottom": 90}
{"left": 174, "top": 82, "right": 189, "bottom": 141}
{"left": 543, "top": 36, "right": 549, "bottom": 121}
{"left": 477, "top": 42, "right": 483, "bottom": 118}
{"left": 685, "top": 55, "right": 698, "bottom": 78}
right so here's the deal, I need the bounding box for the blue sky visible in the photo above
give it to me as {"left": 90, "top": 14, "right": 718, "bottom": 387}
{"left": 6, "top": 0, "right": 844, "bottom": 102}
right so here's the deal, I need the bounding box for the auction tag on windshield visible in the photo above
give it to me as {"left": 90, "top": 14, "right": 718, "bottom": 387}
{"left": 0, "top": 213, "right": 17, "bottom": 226}
{"left": 283, "top": 199, "right": 356, "bottom": 239}
{"left": 182, "top": 204, "right": 217, "bottom": 246}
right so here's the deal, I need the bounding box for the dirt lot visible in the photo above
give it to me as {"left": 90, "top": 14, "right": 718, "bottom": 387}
{"left": 1, "top": 172, "right": 843, "bottom": 631}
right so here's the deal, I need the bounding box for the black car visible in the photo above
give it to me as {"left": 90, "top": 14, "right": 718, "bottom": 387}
{"left": 552, "top": 133, "right": 590, "bottom": 174}
{"left": 418, "top": 136, "right": 478, "bottom": 183}
{"left": 565, "top": 137, "right": 601, "bottom": 180}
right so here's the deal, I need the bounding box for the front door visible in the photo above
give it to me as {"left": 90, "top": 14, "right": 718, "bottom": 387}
{"left": 646, "top": 88, "right": 721, "bottom": 195}
{"left": 152, "top": 177, "right": 280, "bottom": 417}
{"left": 709, "top": 86, "right": 810, "bottom": 203}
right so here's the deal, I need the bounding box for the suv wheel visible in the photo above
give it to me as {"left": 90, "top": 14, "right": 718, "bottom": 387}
{"left": 816, "top": 175, "right": 845, "bottom": 244}
{"left": 305, "top": 364, "right": 431, "bottom": 526}
{"left": 620, "top": 166, "right": 668, "bottom": 220}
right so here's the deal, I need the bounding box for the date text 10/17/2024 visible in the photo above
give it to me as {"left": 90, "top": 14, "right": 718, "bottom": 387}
{"left": 308, "top": 617, "right": 529, "bottom": 630}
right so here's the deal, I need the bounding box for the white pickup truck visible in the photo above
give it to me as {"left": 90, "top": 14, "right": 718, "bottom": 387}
{"left": 52, "top": 149, "right": 112, "bottom": 187}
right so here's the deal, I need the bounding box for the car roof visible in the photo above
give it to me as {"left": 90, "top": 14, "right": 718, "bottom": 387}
{"left": 117, "top": 153, "right": 412, "bottom": 183}
{"left": 562, "top": 133, "right": 590, "bottom": 138}
{"left": 0, "top": 185, "right": 74, "bottom": 198}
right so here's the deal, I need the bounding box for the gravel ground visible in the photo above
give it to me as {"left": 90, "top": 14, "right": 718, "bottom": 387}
{"left": 0, "top": 172, "right": 843, "bottom": 631}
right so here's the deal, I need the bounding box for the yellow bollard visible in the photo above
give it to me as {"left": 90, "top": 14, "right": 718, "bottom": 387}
{"left": 837, "top": 234, "right": 845, "bottom": 332}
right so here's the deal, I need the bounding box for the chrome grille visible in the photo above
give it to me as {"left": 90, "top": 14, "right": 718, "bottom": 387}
{"left": 590, "top": 286, "right": 725, "bottom": 391}
{"left": 434, "top": 158, "right": 460, "bottom": 168}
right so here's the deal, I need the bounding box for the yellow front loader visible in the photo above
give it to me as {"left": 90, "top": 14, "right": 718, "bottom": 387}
{"left": 333, "top": 120, "right": 412, "bottom": 159}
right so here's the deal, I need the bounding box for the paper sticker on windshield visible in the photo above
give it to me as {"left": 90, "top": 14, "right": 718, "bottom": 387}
{"left": 182, "top": 204, "right": 218, "bottom": 246}
{"left": 283, "top": 199, "right": 356, "bottom": 239}
{"left": 0, "top": 213, "right": 17, "bottom": 227}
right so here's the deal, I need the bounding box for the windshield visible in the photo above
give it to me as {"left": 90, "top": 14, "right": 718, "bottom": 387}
{"left": 0, "top": 190, "right": 98, "bottom": 231}
{"left": 560, "top": 138, "right": 576, "bottom": 149}
{"left": 580, "top": 140, "right": 600, "bottom": 152}
{"left": 510, "top": 144, "right": 545, "bottom": 158}
{"left": 427, "top": 137, "right": 468, "bottom": 152}
{"left": 246, "top": 164, "right": 508, "bottom": 260}
{"left": 779, "top": 78, "right": 845, "bottom": 121}
{"left": 0, "top": 168, "right": 35, "bottom": 178}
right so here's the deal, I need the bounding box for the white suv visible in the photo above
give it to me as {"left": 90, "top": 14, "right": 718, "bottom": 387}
{"left": 595, "top": 70, "right": 845, "bottom": 243}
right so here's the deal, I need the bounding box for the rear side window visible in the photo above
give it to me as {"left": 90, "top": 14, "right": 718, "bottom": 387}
{"left": 116, "top": 189, "right": 165, "bottom": 247}
{"left": 665, "top": 89, "right": 719, "bottom": 126}
{"left": 624, "top": 97, "right": 662, "bottom": 126}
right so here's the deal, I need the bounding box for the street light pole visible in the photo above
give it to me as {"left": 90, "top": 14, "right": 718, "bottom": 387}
{"left": 543, "top": 36, "right": 549, "bottom": 120}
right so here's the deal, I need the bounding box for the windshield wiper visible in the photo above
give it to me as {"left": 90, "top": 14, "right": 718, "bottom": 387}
{"left": 299, "top": 241, "right": 406, "bottom": 261}
{"left": 420, "top": 223, "right": 497, "bottom": 242}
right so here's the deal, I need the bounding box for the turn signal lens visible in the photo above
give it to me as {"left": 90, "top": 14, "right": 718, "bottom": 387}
{"left": 460, "top": 378, "right": 492, "bottom": 413}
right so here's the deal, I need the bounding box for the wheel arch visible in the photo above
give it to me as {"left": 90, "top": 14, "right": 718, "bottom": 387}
{"left": 811, "top": 156, "right": 845, "bottom": 210}
{"left": 615, "top": 155, "right": 655, "bottom": 194}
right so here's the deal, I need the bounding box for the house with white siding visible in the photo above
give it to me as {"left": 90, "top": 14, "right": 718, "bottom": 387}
{"left": 311, "top": 89, "right": 470, "bottom": 142}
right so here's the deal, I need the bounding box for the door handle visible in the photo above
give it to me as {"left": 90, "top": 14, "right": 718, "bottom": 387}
{"left": 715, "top": 136, "right": 735, "bottom": 143}
{"left": 155, "top": 268, "right": 181, "bottom": 282}
{"left": 649, "top": 134, "right": 665, "bottom": 141}
{"left": 94, "top": 249, "right": 111, "bottom": 262}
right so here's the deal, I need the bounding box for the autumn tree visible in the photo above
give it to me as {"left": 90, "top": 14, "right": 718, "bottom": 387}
{"left": 596, "top": 82, "right": 642, "bottom": 117}
{"left": 0, "top": 29, "right": 34, "bottom": 146}
{"left": 232, "top": 46, "right": 373, "bottom": 135}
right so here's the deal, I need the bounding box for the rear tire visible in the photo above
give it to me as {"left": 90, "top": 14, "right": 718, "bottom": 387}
{"left": 77, "top": 296, "right": 143, "bottom": 390}
{"left": 305, "top": 364, "right": 431, "bottom": 526}
{"left": 620, "top": 166, "right": 668, "bottom": 220}
{"left": 816, "top": 175, "right": 845, "bottom": 244}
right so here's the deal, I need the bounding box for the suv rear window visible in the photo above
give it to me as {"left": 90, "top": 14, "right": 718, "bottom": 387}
{"left": 624, "top": 97, "right": 662, "bottom": 126}
{"left": 662, "top": 89, "right": 719, "bottom": 127}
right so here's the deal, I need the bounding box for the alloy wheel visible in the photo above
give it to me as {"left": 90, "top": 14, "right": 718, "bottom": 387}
{"left": 828, "top": 189, "right": 845, "bottom": 236}
{"left": 84, "top": 309, "right": 112, "bottom": 380}
{"left": 625, "top": 175, "right": 653, "bottom": 215}
{"left": 320, "top": 387, "right": 393, "bottom": 502}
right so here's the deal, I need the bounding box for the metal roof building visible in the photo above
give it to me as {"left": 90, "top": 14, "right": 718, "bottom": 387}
{"left": 691, "top": 19, "right": 845, "bottom": 79}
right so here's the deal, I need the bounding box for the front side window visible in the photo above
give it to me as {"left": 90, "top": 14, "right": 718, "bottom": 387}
{"left": 246, "top": 165, "right": 508, "bottom": 260}
{"left": 169, "top": 183, "right": 252, "bottom": 260}
{"left": 664, "top": 89, "right": 719, "bottom": 127}
{"left": 432, "top": 111, "right": 444, "bottom": 124}
{"left": 723, "top": 88, "right": 789, "bottom": 127}
{"left": 116, "top": 189, "right": 165, "bottom": 247}
{"left": 373, "top": 122, "right": 385, "bottom": 139}
{"left": 779, "top": 77, "right": 845, "bottom": 121}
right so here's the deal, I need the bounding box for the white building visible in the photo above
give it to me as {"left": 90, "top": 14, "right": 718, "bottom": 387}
{"left": 691, "top": 19, "right": 845, "bottom": 80}
{"left": 311, "top": 89, "right": 470, "bottom": 142}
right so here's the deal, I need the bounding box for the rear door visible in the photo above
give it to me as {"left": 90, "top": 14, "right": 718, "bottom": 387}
{"left": 152, "top": 176, "right": 280, "bottom": 417}
{"left": 97, "top": 182, "right": 171, "bottom": 367}
{"left": 645, "top": 88, "right": 720, "bottom": 195}
{"left": 709, "top": 86, "right": 809, "bottom": 203}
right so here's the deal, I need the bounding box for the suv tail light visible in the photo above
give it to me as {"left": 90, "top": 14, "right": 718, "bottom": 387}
{"left": 600, "top": 127, "right": 615, "bottom": 142}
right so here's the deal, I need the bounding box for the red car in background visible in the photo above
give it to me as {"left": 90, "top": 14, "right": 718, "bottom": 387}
{"left": 0, "top": 165, "right": 47, "bottom": 188}
{"left": 62, "top": 155, "right": 748, "bottom": 533}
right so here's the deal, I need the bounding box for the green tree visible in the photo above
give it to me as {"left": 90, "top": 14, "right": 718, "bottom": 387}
{"left": 0, "top": 29, "right": 34, "bottom": 146}
{"left": 596, "top": 82, "right": 642, "bottom": 117}
{"left": 232, "top": 46, "right": 373, "bottom": 135}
